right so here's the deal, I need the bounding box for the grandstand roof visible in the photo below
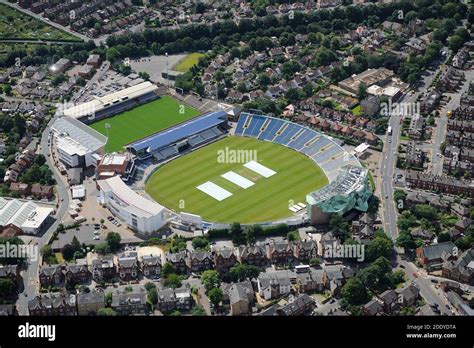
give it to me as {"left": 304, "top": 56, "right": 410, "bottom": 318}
{"left": 307, "top": 165, "right": 370, "bottom": 206}
{"left": 98, "top": 176, "right": 164, "bottom": 218}
{"left": 52, "top": 117, "right": 107, "bottom": 153}
{"left": 127, "top": 110, "right": 228, "bottom": 153}
{"left": 62, "top": 81, "right": 158, "bottom": 119}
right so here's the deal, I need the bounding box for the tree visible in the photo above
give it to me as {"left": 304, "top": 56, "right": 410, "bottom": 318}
{"left": 287, "top": 231, "right": 298, "bottom": 242}
{"left": 61, "top": 244, "right": 75, "bottom": 261}
{"left": 208, "top": 287, "right": 224, "bottom": 306}
{"left": 97, "top": 308, "right": 116, "bottom": 316}
{"left": 3, "top": 85, "right": 12, "bottom": 96}
{"left": 257, "top": 73, "right": 271, "bottom": 90}
{"left": 94, "top": 242, "right": 110, "bottom": 254}
{"left": 105, "top": 292, "right": 113, "bottom": 306}
{"left": 448, "top": 35, "right": 465, "bottom": 52}
{"left": 201, "top": 270, "right": 220, "bottom": 292}
{"left": 413, "top": 204, "right": 438, "bottom": 220}
{"left": 144, "top": 282, "right": 156, "bottom": 291}
{"left": 366, "top": 235, "right": 393, "bottom": 262}
{"left": 192, "top": 237, "right": 209, "bottom": 251}
{"left": 309, "top": 258, "right": 321, "bottom": 266}
{"left": 40, "top": 245, "right": 53, "bottom": 258}
{"left": 357, "top": 82, "right": 368, "bottom": 101}
{"left": 341, "top": 278, "right": 368, "bottom": 306}
{"left": 161, "top": 262, "right": 175, "bottom": 278}
{"left": 229, "top": 222, "right": 244, "bottom": 245}
{"left": 191, "top": 305, "right": 207, "bottom": 316}
{"left": 147, "top": 287, "right": 158, "bottom": 305}
{"left": 396, "top": 232, "right": 417, "bottom": 250}
{"left": 106, "top": 232, "right": 121, "bottom": 252}
{"left": 0, "top": 278, "right": 16, "bottom": 297}
{"left": 164, "top": 273, "right": 182, "bottom": 288}
{"left": 229, "top": 264, "right": 260, "bottom": 282}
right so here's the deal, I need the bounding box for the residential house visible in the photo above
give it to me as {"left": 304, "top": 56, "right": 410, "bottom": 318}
{"left": 442, "top": 248, "right": 474, "bottom": 284}
{"left": 276, "top": 294, "right": 316, "bottom": 316}
{"left": 187, "top": 251, "right": 213, "bottom": 273}
{"left": 295, "top": 267, "right": 326, "bottom": 293}
{"left": 213, "top": 247, "right": 237, "bottom": 273}
{"left": 111, "top": 291, "right": 147, "bottom": 315}
{"left": 266, "top": 240, "right": 293, "bottom": 264}
{"left": 76, "top": 291, "right": 105, "bottom": 315}
{"left": 396, "top": 284, "right": 420, "bottom": 307}
{"left": 156, "top": 287, "right": 193, "bottom": 313}
{"left": 117, "top": 253, "right": 139, "bottom": 281}
{"left": 39, "top": 265, "right": 64, "bottom": 287}
{"left": 28, "top": 294, "right": 77, "bottom": 316}
{"left": 166, "top": 251, "right": 188, "bottom": 274}
{"left": 90, "top": 256, "right": 116, "bottom": 281}
{"left": 237, "top": 245, "right": 267, "bottom": 266}
{"left": 416, "top": 242, "right": 457, "bottom": 271}
{"left": 31, "top": 184, "right": 54, "bottom": 200}
{"left": 257, "top": 270, "right": 293, "bottom": 300}
{"left": 293, "top": 239, "right": 317, "bottom": 261}
{"left": 63, "top": 262, "right": 90, "bottom": 284}
{"left": 141, "top": 254, "right": 161, "bottom": 278}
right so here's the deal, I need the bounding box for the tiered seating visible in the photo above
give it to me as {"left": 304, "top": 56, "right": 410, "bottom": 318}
{"left": 210, "top": 127, "right": 224, "bottom": 137}
{"left": 287, "top": 129, "right": 315, "bottom": 151}
{"left": 312, "top": 145, "right": 340, "bottom": 164}
{"left": 201, "top": 128, "right": 218, "bottom": 141}
{"left": 234, "top": 113, "right": 361, "bottom": 182}
{"left": 188, "top": 134, "right": 206, "bottom": 147}
{"left": 259, "top": 118, "right": 284, "bottom": 141}
{"left": 160, "top": 147, "right": 179, "bottom": 158}
{"left": 274, "top": 124, "right": 301, "bottom": 145}
{"left": 244, "top": 115, "right": 266, "bottom": 137}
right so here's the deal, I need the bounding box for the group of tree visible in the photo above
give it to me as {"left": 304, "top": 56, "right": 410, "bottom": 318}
{"left": 161, "top": 262, "right": 183, "bottom": 289}
{"left": 341, "top": 256, "right": 405, "bottom": 312}
{"left": 201, "top": 270, "right": 223, "bottom": 307}
{"left": 94, "top": 232, "right": 121, "bottom": 254}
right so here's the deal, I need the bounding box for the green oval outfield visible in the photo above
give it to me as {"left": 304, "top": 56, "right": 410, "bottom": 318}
{"left": 145, "top": 136, "right": 329, "bottom": 224}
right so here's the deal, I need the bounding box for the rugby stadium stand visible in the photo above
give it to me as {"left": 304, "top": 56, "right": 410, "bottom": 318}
{"left": 61, "top": 82, "right": 159, "bottom": 123}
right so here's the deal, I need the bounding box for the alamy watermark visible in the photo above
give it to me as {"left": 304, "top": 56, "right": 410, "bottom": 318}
{"left": 217, "top": 147, "right": 257, "bottom": 164}
{"left": 0, "top": 242, "right": 38, "bottom": 262}
{"left": 323, "top": 243, "right": 365, "bottom": 262}
{"left": 380, "top": 100, "right": 420, "bottom": 118}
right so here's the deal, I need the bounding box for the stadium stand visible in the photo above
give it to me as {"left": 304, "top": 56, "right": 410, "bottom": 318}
{"left": 234, "top": 113, "right": 360, "bottom": 181}
{"left": 128, "top": 110, "right": 228, "bottom": 160}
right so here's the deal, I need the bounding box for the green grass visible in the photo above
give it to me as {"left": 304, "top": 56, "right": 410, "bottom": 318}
{"left": 90, "top": 96, "right": 200, "bottom": 152}
{"left": 351, "top": 104, "right": 362, "bottom": 116}
{"left": 173, "top": 53, "right": 205, "bottom": 72}
{"left": 146, "top": 136, "right": 329, "bottom": 224}
{"left": 0, "top": 4, "right": 80, "bottom": 41}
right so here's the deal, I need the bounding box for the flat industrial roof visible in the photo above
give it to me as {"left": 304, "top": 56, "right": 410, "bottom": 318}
{"left": 98, "top": 175, "right": 164, "bottom": 218}
{"left": 128, "top": 110, "right": 227, "bottom": 153}
{"left": 62, "top": 81, "right": 158, "bottom": 119}
{"left": 0, "top": 198, "right": 53, "bottom": 230}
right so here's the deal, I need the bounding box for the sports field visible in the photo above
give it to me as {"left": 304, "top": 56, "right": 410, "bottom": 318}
{"left": 90, "top": 96, "right": 200, "bottom": 152}
{"left": 174, "top": 53, "right": 205, "bottom": 72}
{"left": 145, "top": 136, "right": 329, "bottom": 224}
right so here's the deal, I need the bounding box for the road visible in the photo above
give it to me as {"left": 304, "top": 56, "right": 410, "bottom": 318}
{"left": 398, "top": 259, "right": 453, "bottom": 315}
{"left": 16, "top": 60, "right": 114, "bottom": 314}
{"left": 380, "top": 67, "right": 442, "bottom": 240}
{"left": 378, "top": 55, "right": 457, "bottom": 315}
